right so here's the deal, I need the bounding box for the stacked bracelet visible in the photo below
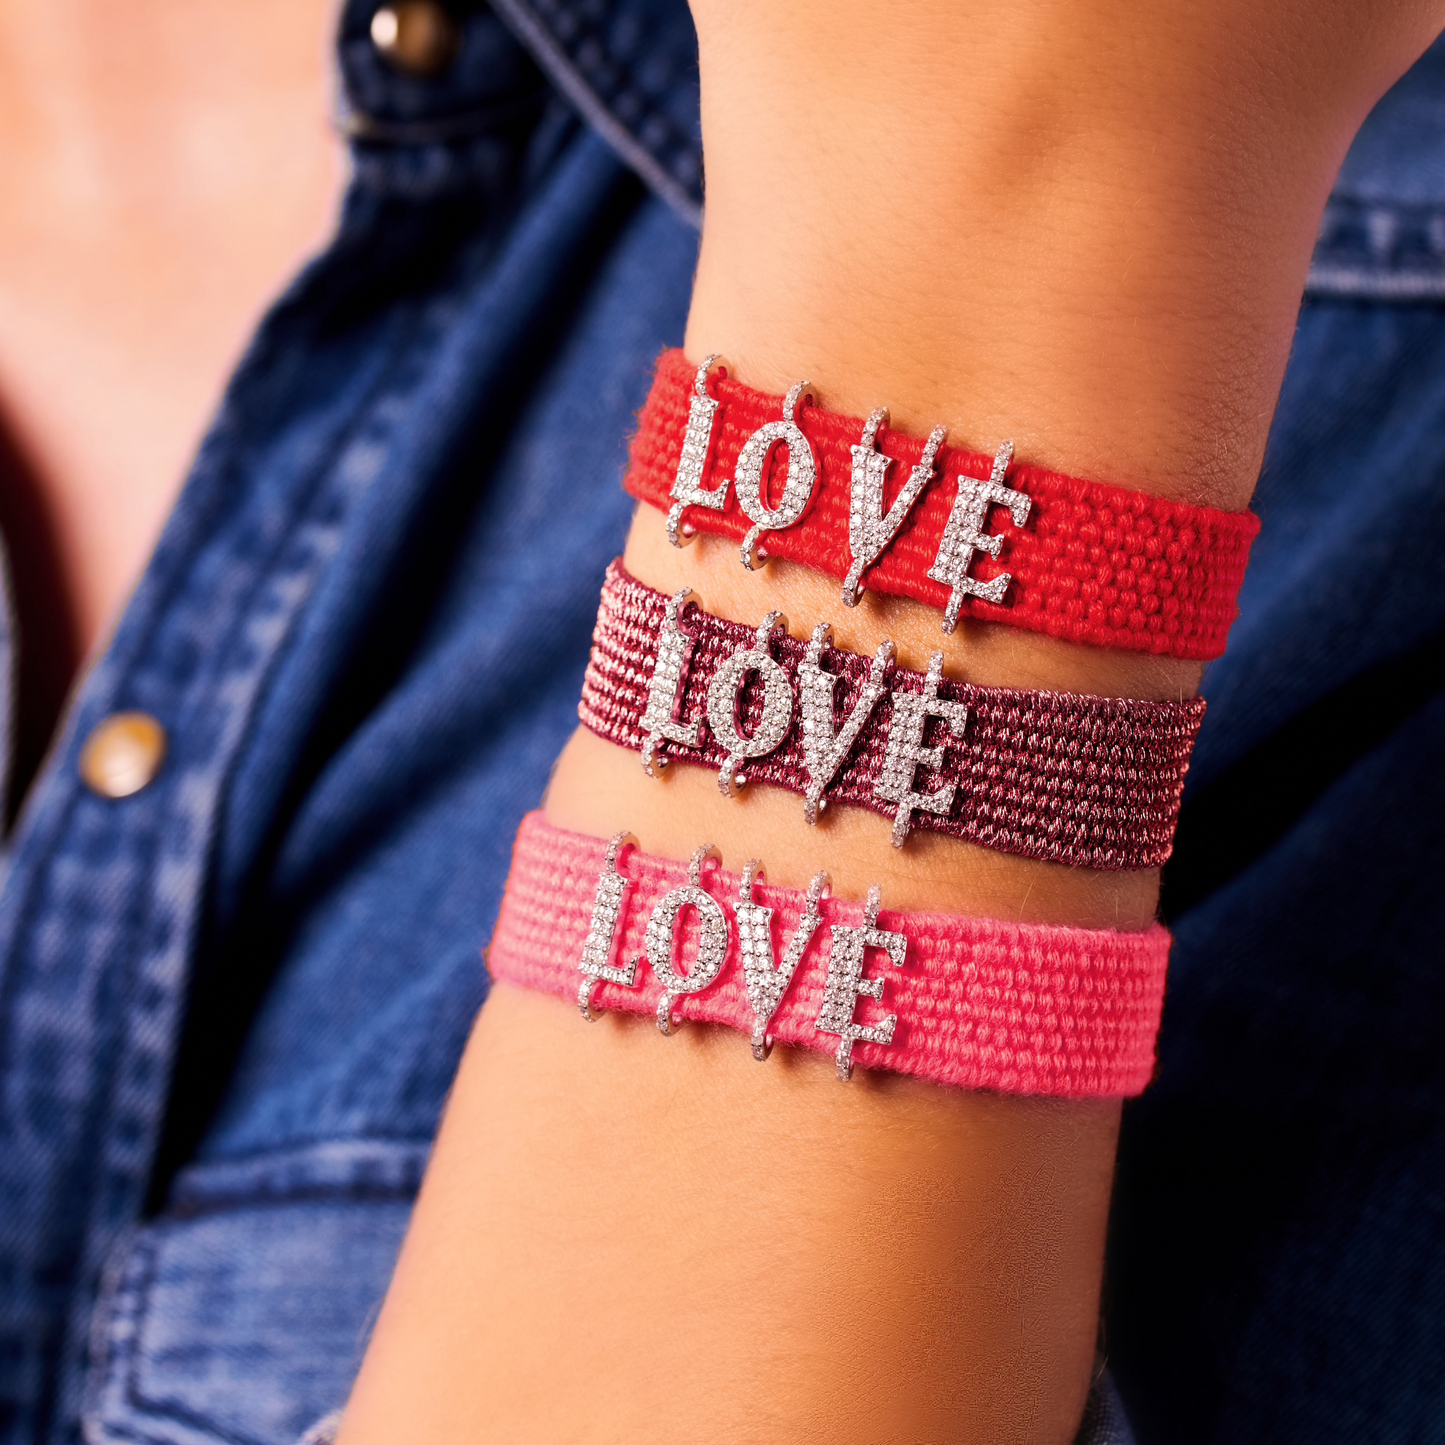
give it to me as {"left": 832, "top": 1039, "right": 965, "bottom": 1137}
{"left": 494, "top": 355, "right": 1224, "bottom": 1095}
{"left": 579, "top": 563, "right": 1204, "bottom": 868}
{"left": 625, "top": 350, "right": 1259, "bottom": 659}
{"left": 488, "top": 813, "right": 1171, "bottom": 1095}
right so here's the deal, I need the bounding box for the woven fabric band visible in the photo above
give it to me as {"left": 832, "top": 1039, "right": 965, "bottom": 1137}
{"left": 579, "top": 562, "right": 1205, "bottom": 870}
{"left": 625, "top": 349, "right": 1259, "bottom": 659}
{"left": 488, "top": 812, "right": 1171, "bottom": 1096}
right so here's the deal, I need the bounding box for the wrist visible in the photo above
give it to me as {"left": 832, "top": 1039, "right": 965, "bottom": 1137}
{"left": 686, "top": 1, "right": 1432, "bottom": 509}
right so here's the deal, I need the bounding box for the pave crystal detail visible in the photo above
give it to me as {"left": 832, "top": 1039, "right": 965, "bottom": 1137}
{"left": 626, "top": 350, "right": 1262, "bottom": 659}
{"left": 733, "top": 380, "right": 818, "bottom": 569}
{"left": 927, "top": 441, "right": 1033, "bottom": 632}
{"left": 817, "top": 885, "right": 906, "bottom": 1081}
{"left": 843, "top": 409, "right": 945, "bottom": 607}
{"left": 666, "top": 354, "right": 729, "bottom": 547}
{"left": 798, "top": 623, "right": 892, "bottom": 824}
{"left": 735, "top": 861, "right": 829, "bottom": 1060}
{"left": 578, "top": 563, "right": 1207, "bottom": 869}
{"left": 873, "top": 652, "right": 970, "bottom": 847}
{"left": 501, "top": 813, "right": 1175, "bottom": 1094}
{"left": 705, "top": 611, "right": 795, "bottom": 795}
{"left": 645, "top": 844, "right": 730, "bottom": 1035}
{"left": 576, "top": 830, "right": 639, "bottom": 1020}
{"left": 639, "top": 586, "right": 702, "bottom": 775}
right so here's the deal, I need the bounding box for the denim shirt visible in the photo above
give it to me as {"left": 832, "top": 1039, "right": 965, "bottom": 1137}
{"left": 0, "top": 4, "right": 1442, "bottom": 1443}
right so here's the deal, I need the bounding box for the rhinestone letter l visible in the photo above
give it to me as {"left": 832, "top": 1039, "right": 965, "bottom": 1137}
{"left": 576, "top": 831, "right": 639, "bottom": 1021}
{"left": 873, "top": 652, "right": 969, "bottom": 847}
{"left": 640, "top": 587, "right": 702, "bottom": 775}
{"left": 927, "top": 441, "right": 1032, "bottom": 631}
{"left": 817, "top": 885, "right": 906, "bottom": 1081}
{"left": 646, "top": 844, "right": 731, "bottom": 1035}
{"left": 666, "top": 354, "right": 729, "bottom": 547}
{"left": 735, "top": 861, "right": 829, "bottom": 1060}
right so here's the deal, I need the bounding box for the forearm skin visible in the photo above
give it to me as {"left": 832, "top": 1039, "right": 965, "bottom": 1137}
{"left": 337, "top": 4, "right": 1445, "bottom": 1441}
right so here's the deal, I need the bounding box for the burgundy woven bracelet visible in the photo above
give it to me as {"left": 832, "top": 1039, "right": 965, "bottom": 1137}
{"left": 579, "top": 562, "right": 1205, "bottom": 870}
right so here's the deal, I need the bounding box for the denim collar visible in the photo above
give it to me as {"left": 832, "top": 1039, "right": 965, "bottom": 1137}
{"left": 486, "top": 0, "right": 702, "bottom": 224}
{"left": 337, "top": 0, "right": 701, "bottom": 223}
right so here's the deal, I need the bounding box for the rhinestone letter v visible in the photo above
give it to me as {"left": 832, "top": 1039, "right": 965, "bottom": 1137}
{"left": 842, "top": 409, "right": 946, "bottom": 607}
{"left": 735, "top": 862, "right": 830, "bottom": 1061}
{"left": 798, "top": 623, "right": 893, "bottom": 824}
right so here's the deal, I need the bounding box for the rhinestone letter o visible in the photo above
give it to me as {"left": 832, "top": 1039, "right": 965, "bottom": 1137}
{"left": 646, "top": 845, "right": 731, "bottom": 1035}
{"left": 705, "top": 612, "right": 796, "bottom": 795}
{"left": 733, "top": 380, "right": 818, "bottom": 569}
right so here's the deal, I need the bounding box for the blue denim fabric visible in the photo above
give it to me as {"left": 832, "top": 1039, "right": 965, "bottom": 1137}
{"left": 0, "top": 2, "right": 1439, "bottom": 1442}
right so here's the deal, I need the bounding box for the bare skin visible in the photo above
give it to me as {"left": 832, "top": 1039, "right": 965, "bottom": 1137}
{"left": 339, "top": 3, "right": 1445, "bottom": 1443}
{"left": 0, "top": 0, "right": 343, "bottom": 806}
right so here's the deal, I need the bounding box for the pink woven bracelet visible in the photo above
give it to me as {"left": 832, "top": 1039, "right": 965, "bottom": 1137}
{"left": 579, "top": 562, "right": 1205, "bottom": 869}
{"left": 487, "top": 813, "right": 1171, "bottom": 1096}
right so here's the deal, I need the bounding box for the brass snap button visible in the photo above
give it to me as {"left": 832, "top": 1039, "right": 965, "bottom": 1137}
{"left": 370, "top": 2, "right": 462, "bottom": 78}
{"left": 79, "top": 712, "right": 168, "bottom": 799}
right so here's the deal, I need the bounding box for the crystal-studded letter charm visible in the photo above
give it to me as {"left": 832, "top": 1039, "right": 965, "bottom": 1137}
{"left": 735, "top": 861, "right": 829, "bottom": 1060}
{"left": 576, "top": 831, "right": 639, "bottom": 1021}
{"left": 640, "top": 587, "right": 702, "bottom": 775}
{"left": 705, "top": 611, "right": 796, "bottom": 795}
{"left": 646, "top": 844, "right": 731, "bottom": 1035}
{"left": 927, "top": 441, "right": 1032, "bottom": 631}
{"left": 873, "top": 652, "right": 969, "bottom": 847}
{"left": 817, "top": 885, "right": 906, "bottom": 1081}
{"left": 733, "top": 380, "right": 818, "bottom": 569}
{"left": 842, "top": 410, "right": 946, "bottom": 607}
{"left": 798, "top": 623, "right": 893, "bottom": 824}
{"left": 666, "top": 354, "right": 729, "bottom": 547}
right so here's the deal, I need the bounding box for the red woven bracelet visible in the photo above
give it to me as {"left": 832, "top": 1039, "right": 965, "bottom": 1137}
{"left": 488, "top": 813, "right": 1171, "bottom": 1095}
{"left": 579, "top": 562, "right": 1205, "bottom": 870}
{"left": 625, "top": 349, "right": 1259, "bottom": 659}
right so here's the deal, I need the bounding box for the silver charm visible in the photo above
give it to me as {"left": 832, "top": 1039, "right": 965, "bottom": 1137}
{"left": 640, "top": 587, "right": 702, "bottom": 775}
{"left": 817, "top": 885, "right": 906, "bottom": 1081}
{"left": 733, "top": 380, "right": 818, "bottom": 569}
{"left": 645, "top": 844, "right": 730, "bottom": 1035}
{"left": 842, "top": 409, "right": 946, "bottom": 606}
{"left": 666, "top": 354, "right": 729, "bottom": 547}
{"left": 705, "top": 612, "right": 795, "bottom": 795}
{"left": 798, "top": 623, "right": 893, "bottom": 824}
{"left": 576, "top": 831, "right": 639, "bottom": 1021}
{"left": 873, "top": 652, "right": 969, "bottom": 847}
{"left": 735, "top": 861, "right": 829, "bottom": 1061}
{"left": 927, "top": 441, "right": 1032, "bottom": 631}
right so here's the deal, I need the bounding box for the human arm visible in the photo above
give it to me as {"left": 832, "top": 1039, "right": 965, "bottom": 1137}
{"left": 336, "top": 4, "right": 1445, "bottom": 1442}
